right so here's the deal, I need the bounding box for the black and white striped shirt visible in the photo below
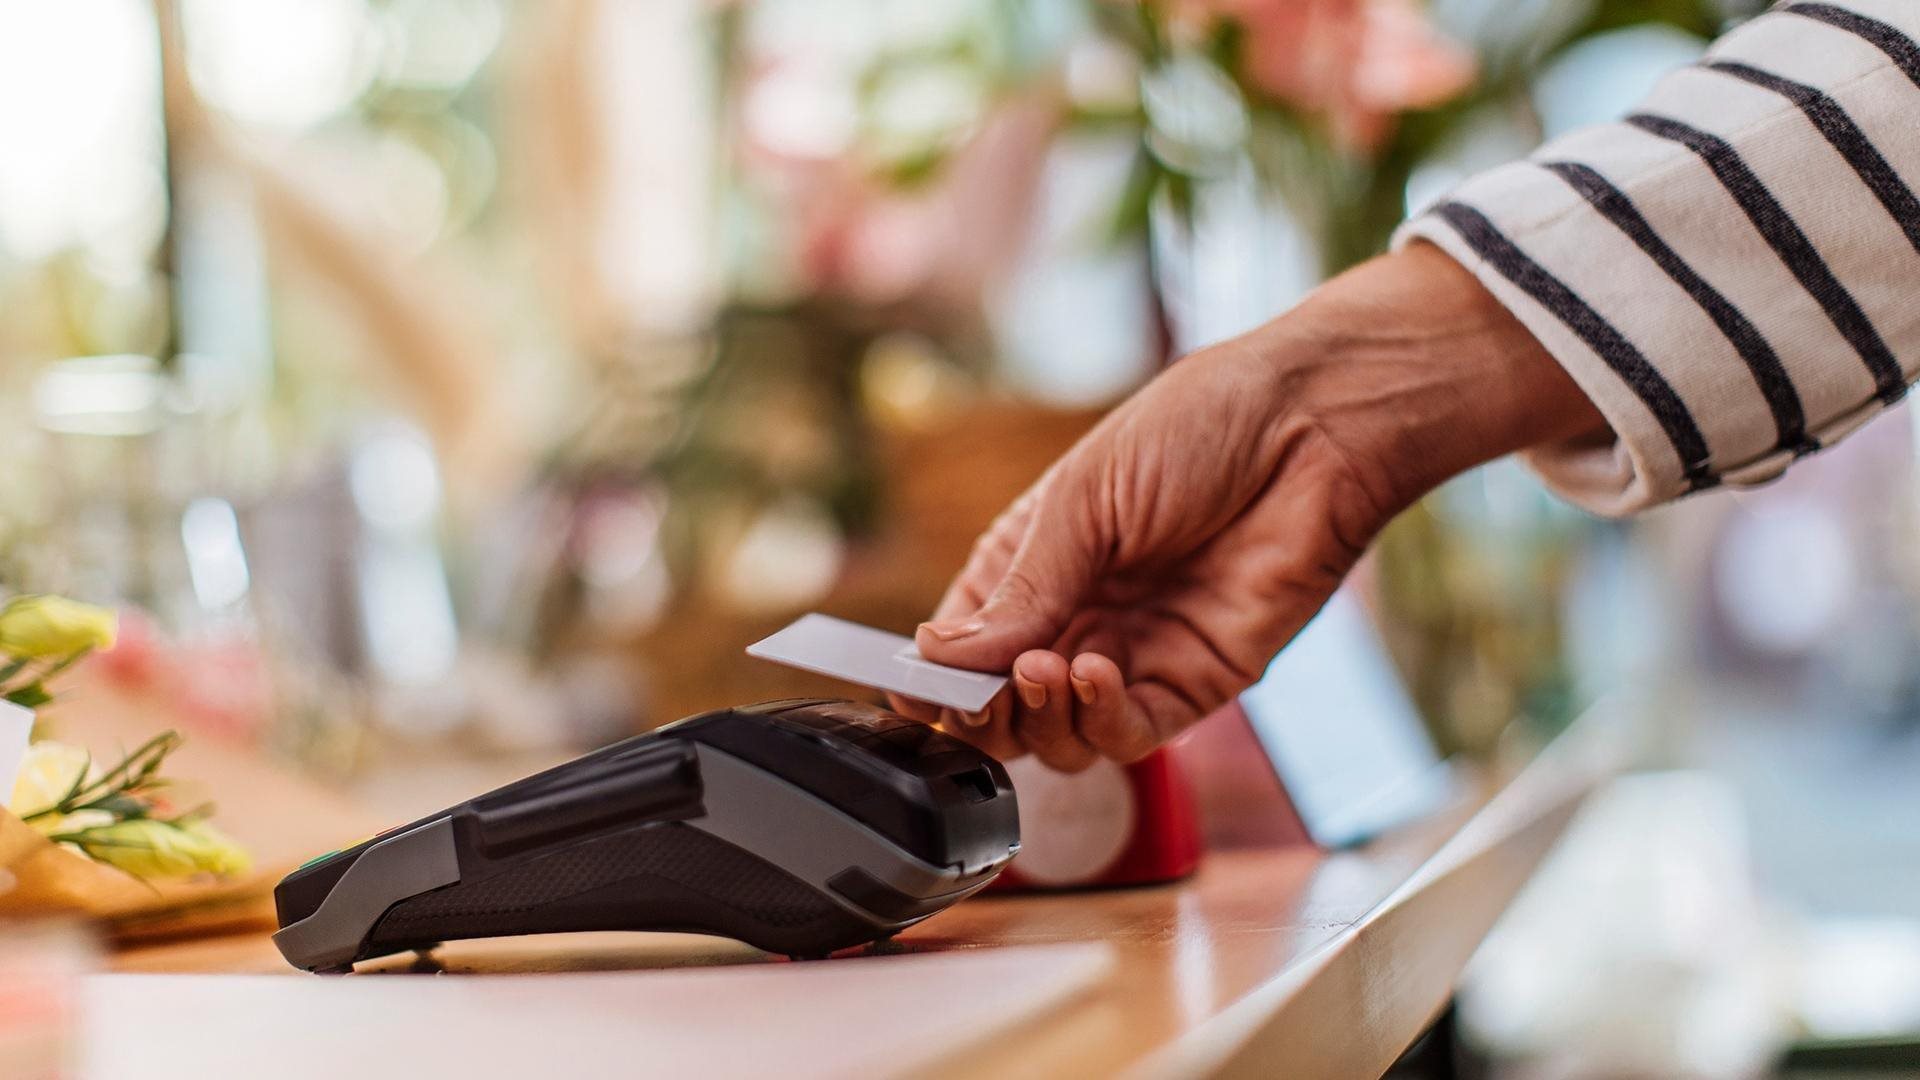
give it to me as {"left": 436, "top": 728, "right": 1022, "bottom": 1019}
{"left": 1395, "top": 0, "right": 1920, "bottom": 515}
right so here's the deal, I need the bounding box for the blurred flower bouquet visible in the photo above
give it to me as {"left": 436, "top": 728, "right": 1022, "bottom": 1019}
{"left": 0, "top": 596, "right": 250, "bottom": 917}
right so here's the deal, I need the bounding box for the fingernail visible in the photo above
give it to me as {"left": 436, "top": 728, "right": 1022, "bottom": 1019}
{"left": 1015, "top": 675, "right": 1046, "bottom": 710}
{"left": 920, "top": 619, "right": 985, "bottom": 642}
{"left": 1070, "top": 674, "right": 1096, "bottom": 706}
{"left": 961, "top": 708, "right": 991, "bottom": 727}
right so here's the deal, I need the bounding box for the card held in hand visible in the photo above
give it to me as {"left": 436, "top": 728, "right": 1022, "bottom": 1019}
{"left": 746, "top": 614, "right": 1008, "bottom": 713}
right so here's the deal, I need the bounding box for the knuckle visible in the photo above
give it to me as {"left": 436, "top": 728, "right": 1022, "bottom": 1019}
{"left": 995, "top": 566, "right": 1053, "bottom": 616}
{"left": 966, "top": 533, "right": 1005, "bottom": 568}
{"left": 1080, "top": 724, "right": 1132, "bottom": 760}
{"left": 1083, "top": 714, "right": 1155, "bottom": 762}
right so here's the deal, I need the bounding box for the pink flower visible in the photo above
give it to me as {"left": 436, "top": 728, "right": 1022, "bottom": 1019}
{"left": 743, "top": 88, "right": 1059, "bottom": 310}
{"left": 1186, "top": 0, "right": 1475, "bottom": 153}
{"left": 95, "top": 610, "right": 273, "bottom": 743}
{"left": 94, "top": 608, "right": 165, "bottom": 686}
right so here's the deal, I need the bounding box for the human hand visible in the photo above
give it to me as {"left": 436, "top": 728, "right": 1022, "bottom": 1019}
{"left": 894, "top": 244, "right": 1605, "bottom": 769}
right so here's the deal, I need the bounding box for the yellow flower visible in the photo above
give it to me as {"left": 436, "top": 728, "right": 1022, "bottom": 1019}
{"left": 0, "top": 595, "right": 118, "bottom": 659}
{"left": 178, "top": 818, "right": 252, "bottom": 877}
{"left": 75, "top": 817, "right": 252, "bottom": 879}
{"left": 8, "top": 740, "right": 90, "bottom": 818}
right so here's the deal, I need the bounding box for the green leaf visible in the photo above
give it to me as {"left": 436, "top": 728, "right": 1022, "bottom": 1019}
{"left": 1162, "top": 168, "right": 1195, "bottom": 230}
{"left": 65, "top": 731, "right": 181, "bottom": 807}
{"left": 1572, "top": 0, "right": 1724, "bottom": 40}
{"left": 1106, "top": 145, "right": 1162, "bottom": 247}
{"left": 82, "top": 794, "right": 149, "bottom": 818}
{"left": 167, "top": 802, "right": 214, "bottom": 826}
{"left": 878, "top": 145, "right": 951, "bottom": 190}
{"left": 5, "top": 683, "right": 51, "bottom": 708}
{"left": 1087, "top": 0, "right": 1155, "bottom": 54}
{"left": 1064, "top": 104, "right": 1147, "bottom": 133}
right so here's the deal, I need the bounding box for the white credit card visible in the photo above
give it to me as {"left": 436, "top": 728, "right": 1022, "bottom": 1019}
{"left": 746, "top": 613, "right": 1007, "bottom": 713}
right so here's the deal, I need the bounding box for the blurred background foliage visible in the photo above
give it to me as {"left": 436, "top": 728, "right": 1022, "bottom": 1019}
{"left": 0, "top": 0, "right": 1766, "bottom": 763}
{"left": 17, "top": 3, "right": 1920, "bottom": 1073}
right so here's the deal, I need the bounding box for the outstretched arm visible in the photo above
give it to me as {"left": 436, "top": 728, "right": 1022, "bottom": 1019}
{"left": 908, "top": 0, "right": 1920, "bottom": 766}
{"left": 899, "top": 245, "right": 1604, "bottom": 768}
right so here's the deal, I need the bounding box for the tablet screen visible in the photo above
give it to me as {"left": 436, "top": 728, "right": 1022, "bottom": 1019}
{"left": 1237, "top": 589, "right": 1455, "bottom": 847}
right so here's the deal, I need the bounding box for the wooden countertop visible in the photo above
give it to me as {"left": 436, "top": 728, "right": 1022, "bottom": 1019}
{"left": 100, "top": 711, "right": 1613, "bottom": 1079}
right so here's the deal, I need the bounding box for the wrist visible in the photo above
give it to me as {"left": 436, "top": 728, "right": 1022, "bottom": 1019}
{"left": 1255, "top": 242, "right": 1608, "bottom": 513}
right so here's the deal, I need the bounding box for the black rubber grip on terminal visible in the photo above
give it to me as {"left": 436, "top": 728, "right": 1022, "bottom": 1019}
{"left": 367, "top": 822, "right": 880, "bottom": 959}
{"left": 470, "top": 739, "right": 702, "bottom": 857}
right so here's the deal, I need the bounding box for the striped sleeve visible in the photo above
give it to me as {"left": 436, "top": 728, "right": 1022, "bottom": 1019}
{"left": 1393, "top": 0, "right": 1920, "bottom": 515}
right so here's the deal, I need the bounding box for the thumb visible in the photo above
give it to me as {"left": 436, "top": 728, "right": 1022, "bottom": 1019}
{"left": 917, "top": 497, "right": 1099, "bottom": 672}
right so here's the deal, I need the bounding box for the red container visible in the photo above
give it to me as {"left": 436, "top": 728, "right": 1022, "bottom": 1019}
{"left": 988, "top": 704, "right": 1313, "bottom": 891}
{"left": 989, "top": 746, "right": 1203, "bottom": 890}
